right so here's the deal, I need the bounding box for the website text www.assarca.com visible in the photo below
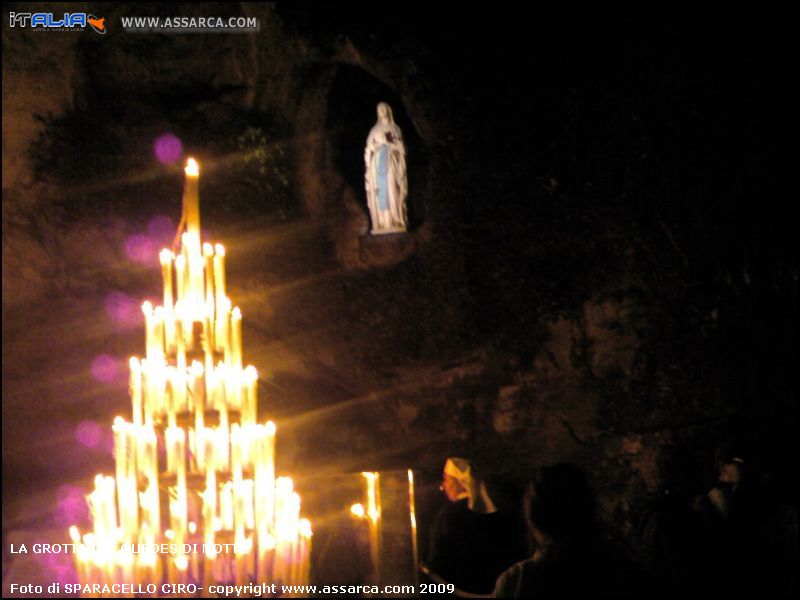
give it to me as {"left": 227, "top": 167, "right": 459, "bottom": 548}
{"left": 120, "top": 15, "right": 259, "bottom": 34}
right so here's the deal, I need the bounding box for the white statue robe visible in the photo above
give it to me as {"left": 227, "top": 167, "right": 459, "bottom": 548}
{"left": 364, "top": 119, "right": 408, "bottom": 234}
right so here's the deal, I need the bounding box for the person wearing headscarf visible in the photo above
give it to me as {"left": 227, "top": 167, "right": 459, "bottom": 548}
{"left": 426, "top": 458, "right": 527, "bottom": 596}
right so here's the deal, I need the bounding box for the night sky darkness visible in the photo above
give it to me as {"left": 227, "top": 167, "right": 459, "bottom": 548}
{"left": 2, "top": 3, "right": 797, "bottom": 596}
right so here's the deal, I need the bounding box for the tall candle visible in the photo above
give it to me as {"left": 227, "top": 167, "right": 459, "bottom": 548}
{"left": 363, "top": 471, "right": 381, "bottom": 584}
{"left": 203, "top": 243, "right": 215, "bottom": 306}
{"left": 112, "top": 419, "right": 128, "bottom": 536}
{"left": 231, "top": 307, "right": 242, "bottom": 370}
{"left": 70, "top": 527, "right": 87, "bottom": 587}
{"left": 218, "top": 298, "right": 231, "bottom": 362}
{"left": 265, "top": 422, "right": 276, "bottom": 535}
{"left": 138, "top": 428, "right": 160, "bottom": 535}
{"left": 202, "top": 309, "right": 214, "bottom": 366}
{"left": 183, "top": 158, "right": 200, "bottom": 238}
{"left": 299, "top": 519, "right": 312, "bottom": 585}
{"left": 166, "top": 427, "right": 180, "bottom": 475}
{"left": 164, "top": 308, "right": 176, "bottom": 355}
{"left": 175, "top": 313, "right": 186, "bottom": 369}
{"left": 231, "top": 425, "right": 243, "bottom": 485}
{"left": 257, "top": 532, "right": 275, "bottom": 584}
{"left": 219, "top": 403, "right": 230, "bottom": 471}
{"left": 169, "top": 429, "right": 188, "bottom": 551}
{"left": 161, "top": 248, "right": 175, "bottom": 354}
{"left": 213, "top": 244, "right": 226, "bottom": 318}
{"left": 234, "top": 485, "right": 252, "bottom": 586}
{"left": 167, "top": 367, "right": 179, "bottom": 430}
{"left": 160, "top": 249, "right": 174, "bottom": 310}
{"left": 273, "top": 477, "right": 290, "bottom": 585}
{"left": 191, "top": 361, "right": 205, "bottom": 470}
{"left": 220, "top": 482, "right": 234, "bottom": 531}
{"left": 288, "top": 491, "right": 301, "bottom": 585}
{"left": 254, "top": 424, "right": 276, "bottom": 572}
{"left": 153, "top": 306, "right": 165, "bottom": 360}
{"left": 175, "top": 255, "right": 186, "bottom": 304}
{"left": 202, "top": 468, "right": 217, "bottom": 587}
{"left": 185, "top": 232, "right": 204, "bottom": 309}
{"left": 181, "top": 234, "right": 191, "bottom": 314}
{"left": 243, "top": 366, "right": 258, "bottom": 426}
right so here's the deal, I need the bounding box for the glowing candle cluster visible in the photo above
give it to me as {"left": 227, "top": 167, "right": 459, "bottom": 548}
{"left": 70, "top": 159, "right": 312, "bottom": 594}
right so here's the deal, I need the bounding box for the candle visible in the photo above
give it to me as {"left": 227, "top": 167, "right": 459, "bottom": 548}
{"left": 224, "top": 363, "right": 242, "bottom": 413}
{"left": 112, "top": 419, "right": 128, "bottom": 534}
{"left": 231, "top": 307, "right": 242, "bottom": 371}
{"left": 265, "top": 421, "right": 276, "bottom": 534}
{"left": 183, "top": 158, "right": 200, "bottom": 238}
{"left": 191, "top": 361, "right": 205, "bottom": 469}
{"left": 216, "top": 297, "right": 231, "bottom": 358}
{"left": 175, "top": 311, "right": 186, "bottom": 369}
{"left": 219, "top": 402, "right": 230, "bottom": 471}
{"left": 166, "top": 426, "right": 179, "bottom": 475}
{"left": 233, "top": 477, "right": 252, "bottom": 585}
{"left": 181, "top": 234, "right": 191, "bottom": 316}
{"left": 363, "top": 471, "right": 381, "bottom": 584}
{"left": 185, "top": 232, "right": 204, "bottom": 310}
{"left": 114, "top": 421, "right": 138, "bottom": 544}
{"left": 254, "top": 423, "right": 276, "bottom": 579}
{"left": 257, "top": 532, "right": 275, "bottom": 583}
{"left": 168, "top": 429, "right": 188, "bottom": 563}
{"left": 138, "top": 428, "right": 160, "bottom": 537}
{"left": 287, "top": 491, "right": 301, "bottom": 585}
{"left": 175, "top": 255, "right": 186, "bottom": 304}
{"left": 220, "top": 481, "right": 234, "bottom": 531}
{"left": 202, "top": 308, "right": 214, "bottom": 366}
{"left": 299, "top": 519, "right": 312, "bottom": 585}
{"left": 164, "top": 308, "right": 176, "bottom": 356}
{"left": 203, "top": 242, "right": 215, "bottom": 306}
{"left": 70, "top": 527, "right": 87, "bottom": 587}
{"left": 160, "top": 249, "right": 174, "bottom": 310}
{"left": 202, "top": 468, "right": 217, "bottom": 587}
{"left": 243, "top": 366, "right": 258, "bottom": 426}
{"left": 231, "top": 425, "right": 243, "bottom": 485}
{"left": 153, "top": 306, "right": 165, "bottom": 361}
{"left": 166, "top": 367, "right": 178, "bottom": 430}
{"left": 213, "top": 244, "right": 226, "bottom": 324}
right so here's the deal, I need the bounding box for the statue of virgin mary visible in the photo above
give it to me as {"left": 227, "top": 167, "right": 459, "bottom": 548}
{"left": 364, "top": 102, "right": 408, "bottom": 234}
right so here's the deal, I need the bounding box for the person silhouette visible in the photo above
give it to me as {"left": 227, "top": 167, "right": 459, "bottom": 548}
{"left": 493, "top": 463, "right": 641, "bottom": 598}
{"left": 427, "top": 458, "right": 526, "bottom": 596}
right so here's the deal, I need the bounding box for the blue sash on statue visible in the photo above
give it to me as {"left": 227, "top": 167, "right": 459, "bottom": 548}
{"left": 377, "top": 144, "right": 389, "bottom": 212}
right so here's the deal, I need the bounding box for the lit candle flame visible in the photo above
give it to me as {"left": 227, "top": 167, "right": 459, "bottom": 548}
{"left": 300, "top": 518, "right": 313, "bottom": 538}
{"left": 185, "top": 158, "right": 199, "bottom": 176}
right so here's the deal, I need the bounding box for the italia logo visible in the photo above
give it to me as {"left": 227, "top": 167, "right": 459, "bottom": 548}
{"left": 8, "top": 12, "right": 107, "bottom": 34}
